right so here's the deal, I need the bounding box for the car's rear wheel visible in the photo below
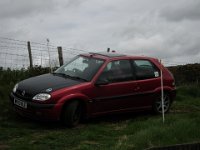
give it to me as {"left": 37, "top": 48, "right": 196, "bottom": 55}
{"left": 62, "top": 101, "right": 82, "bottom": 127}
{"left": 153, "top": 93, "right": 171, "bottom": 114}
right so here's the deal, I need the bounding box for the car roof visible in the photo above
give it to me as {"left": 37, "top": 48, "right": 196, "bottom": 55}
{"left": 81, "top": 52, "right": 158, "bottom": 61}
{"left": 89, "top": 52, "right": 126, "bottom": 58}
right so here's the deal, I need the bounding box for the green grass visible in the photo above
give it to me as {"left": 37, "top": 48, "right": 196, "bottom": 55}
{"left": 0, "top": 70, "right": 200, "bottom": 150}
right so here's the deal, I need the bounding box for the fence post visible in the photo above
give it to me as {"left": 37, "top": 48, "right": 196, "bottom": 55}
{"left": 57, "top": 46, "right": 63, "bottom": 66}
{"left": 27, "top": 41, "right": 33, "bottom": 68}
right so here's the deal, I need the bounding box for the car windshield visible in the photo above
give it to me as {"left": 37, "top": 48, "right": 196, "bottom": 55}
{"left": 54, "top": 55, "right": 105, "bottom": 81}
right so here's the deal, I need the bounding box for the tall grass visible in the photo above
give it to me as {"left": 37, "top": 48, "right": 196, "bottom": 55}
{"left": 177, "top": 84, "right": 200, "bottom": 98}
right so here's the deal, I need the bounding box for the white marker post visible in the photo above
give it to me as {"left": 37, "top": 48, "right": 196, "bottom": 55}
{"left": 160, "top": 59, "right": 165, "bottom": 123}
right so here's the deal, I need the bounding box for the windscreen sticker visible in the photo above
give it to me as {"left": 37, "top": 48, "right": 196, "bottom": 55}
{"left": 154, "top": 71, "right": 159, "bottom": 77}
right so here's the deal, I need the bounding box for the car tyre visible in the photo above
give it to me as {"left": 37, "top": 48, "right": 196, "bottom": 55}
{"left": 62, "top": 101, "right": 82, "bottom": 127}
{"left": 153, "top": 93, "right": 171, "bottom": 114}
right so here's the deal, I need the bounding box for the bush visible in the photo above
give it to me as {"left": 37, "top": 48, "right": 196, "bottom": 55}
{"left": 0, "top": 66, "right": 50, "bottom": 86}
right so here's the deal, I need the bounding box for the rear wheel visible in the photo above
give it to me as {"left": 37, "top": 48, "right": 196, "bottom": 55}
{"left": 153, "top": 93, "right": 171, "bottom": 114}
{"left": 62, "top": 101, "right": 82, "bottom": 127}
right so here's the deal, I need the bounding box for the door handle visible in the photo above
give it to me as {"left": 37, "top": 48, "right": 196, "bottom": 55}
{"left": 134, "top": 86, "right": 140, "bottom": 91}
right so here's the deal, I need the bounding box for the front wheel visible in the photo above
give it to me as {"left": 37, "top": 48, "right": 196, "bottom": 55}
{"left": 153, "top": 93, "right": 171, "bottom": 114}
{"left": 62, "top": 101, "right": 82, "bottom": 127}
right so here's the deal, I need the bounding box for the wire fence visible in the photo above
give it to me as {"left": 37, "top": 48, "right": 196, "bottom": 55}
{"left": 0, "top": 37, "right": 89, "bottom": 69}
{"left": 0, "top": 37, "right": 199, "bottom": 69}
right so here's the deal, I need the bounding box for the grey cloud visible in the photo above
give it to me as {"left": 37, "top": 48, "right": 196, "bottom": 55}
{"left": 111, "top": 12, "right": 200, "bottom": 60}
{"left": 117, "top": 29, "right": 200, "bottom": 60}
{"left": 64, "top": 0, "right": 86, "bottom": 8}
{"left": 160, "top": 0, "right": 200, "bottom": 21}
{"left": 0, "top": 0, "right": 56, "bottom": 19}
{"left": 0, "top": 0, "right": 200, "bottom": 66}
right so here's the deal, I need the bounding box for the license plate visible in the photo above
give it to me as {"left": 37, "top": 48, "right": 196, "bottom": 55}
{"left": 14, "top": 99, "right": 27, "bottom": 109}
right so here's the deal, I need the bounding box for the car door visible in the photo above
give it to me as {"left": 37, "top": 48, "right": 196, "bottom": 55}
{"left": 90, "top": 59, "right": 141, "bottom": 115}
{"left": 130, "top": 59, "right": 161, "bottom": 108}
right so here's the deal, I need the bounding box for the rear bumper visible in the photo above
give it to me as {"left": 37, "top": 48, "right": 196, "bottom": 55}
{"left": 10, "top": 93, "right": 62, "bottom": 121}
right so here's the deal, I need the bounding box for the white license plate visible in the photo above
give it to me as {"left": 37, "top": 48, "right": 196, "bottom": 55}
{"left": 14, "top": 99, "right": 27, "bottom": 109}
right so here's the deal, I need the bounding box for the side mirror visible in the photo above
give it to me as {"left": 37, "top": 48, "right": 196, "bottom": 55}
{"left": 95, "top": 79, "right": 109, "bottom": 86}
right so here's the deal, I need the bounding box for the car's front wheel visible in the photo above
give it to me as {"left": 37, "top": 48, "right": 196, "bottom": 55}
{"left": 62, "top": 101, "right": 82, "bottom": 127}
{"left": 153, "top": 93, "right": 171, "bottom": 114}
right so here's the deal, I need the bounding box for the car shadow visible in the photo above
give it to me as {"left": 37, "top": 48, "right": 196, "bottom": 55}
{"left": 7, "top": 110, "right": 155, "bottom": 130}
{"left": 83, "top": 110, "right": 154, "bottom": 125}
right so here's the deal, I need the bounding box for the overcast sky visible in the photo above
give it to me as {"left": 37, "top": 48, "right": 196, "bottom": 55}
{"left": 1, "top": 0, "right": 200, "bottom": 66}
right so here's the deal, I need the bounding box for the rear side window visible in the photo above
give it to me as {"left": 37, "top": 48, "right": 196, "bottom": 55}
{"left": 132, "top": 60, "right": 160, "bottom": 80}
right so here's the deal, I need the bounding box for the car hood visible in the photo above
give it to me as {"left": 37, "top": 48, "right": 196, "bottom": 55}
{"left": 16, "top": 73, "right": 83, "bottom": 98}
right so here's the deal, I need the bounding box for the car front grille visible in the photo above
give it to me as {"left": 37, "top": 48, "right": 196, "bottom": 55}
{"left": 14, "top": 89, "right": 33, "bottom": 101}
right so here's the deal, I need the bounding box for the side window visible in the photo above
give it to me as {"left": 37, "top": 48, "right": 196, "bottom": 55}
{"left": 98, "top": 60, "right": 133, "bottom": 83}
{"left": 133, "top": 60, "right": 160, "bottom": 80}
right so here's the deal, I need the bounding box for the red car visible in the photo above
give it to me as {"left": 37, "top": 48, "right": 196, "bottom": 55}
{"left": 10, "top": 52, "right": 176, "bottom": 127}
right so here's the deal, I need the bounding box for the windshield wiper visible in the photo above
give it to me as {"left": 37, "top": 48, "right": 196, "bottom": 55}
{"left": 52, "top": 72, "right": 66, "bottom": 76}
{"left": 70, "top": 76, "right": 88, "bottom": 82}
{"left": 53, "top": 73, "right": 88, "bottom": 82}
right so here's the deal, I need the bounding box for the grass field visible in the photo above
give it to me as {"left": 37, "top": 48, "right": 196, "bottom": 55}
{"left": 0, "top": 74, "right": 200, "bottom": 150}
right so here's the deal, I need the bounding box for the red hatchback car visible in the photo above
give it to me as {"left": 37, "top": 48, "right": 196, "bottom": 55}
{"left": 10, "top": 52, "right": 176, "bottom": 127}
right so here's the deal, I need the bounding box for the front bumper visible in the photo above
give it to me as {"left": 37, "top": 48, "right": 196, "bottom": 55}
{"left": 10, "top": 93, "right": 62, "bottom": 121}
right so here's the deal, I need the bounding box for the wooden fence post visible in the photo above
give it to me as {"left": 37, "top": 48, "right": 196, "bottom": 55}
{"left": 57, "top": 46, "right": 63, "bottom": 66}
{"left": 27, "top": 41, "right": 33, "bottom": 68}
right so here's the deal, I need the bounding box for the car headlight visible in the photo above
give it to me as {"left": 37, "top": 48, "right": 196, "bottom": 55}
{"left": 32, "top": 93, "right": 51, "bottom": 101}
{"left": 13, "top": 83, "right": 18, "bottom": 93}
